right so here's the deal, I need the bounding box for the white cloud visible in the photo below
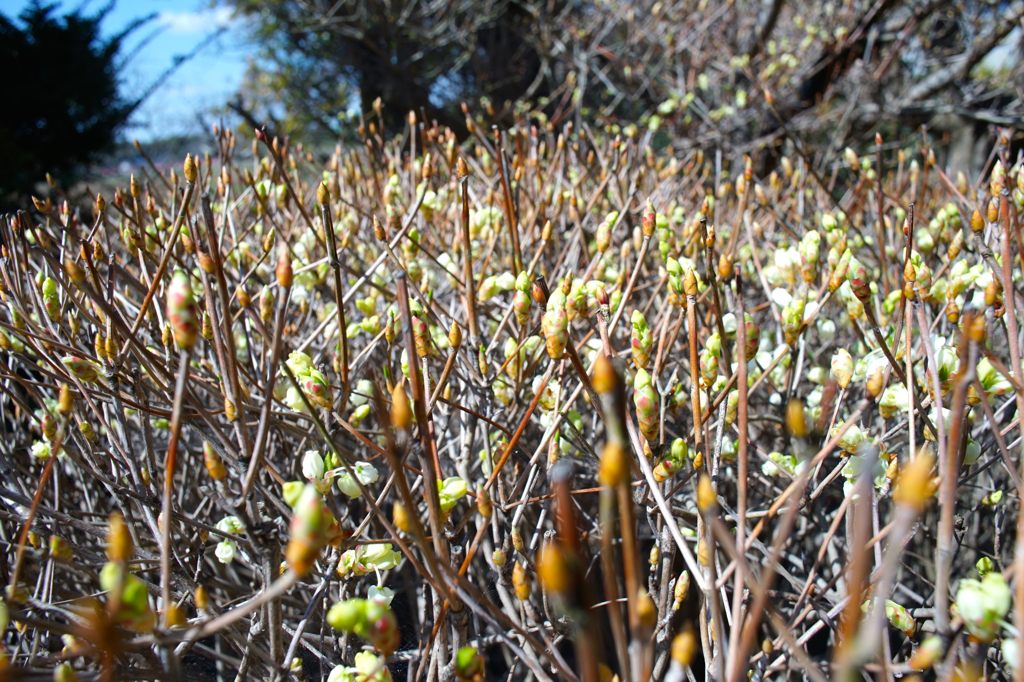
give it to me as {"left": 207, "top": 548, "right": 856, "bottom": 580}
{"left": 156, "top": 7, "right": 235, "bottom": 34}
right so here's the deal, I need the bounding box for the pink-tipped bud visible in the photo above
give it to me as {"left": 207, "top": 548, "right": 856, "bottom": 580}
{"left": 166, "top": 270, "right": 199, "bottom": 350}
{"left": 642, "top": 199, "right": 656, "bottom": 238}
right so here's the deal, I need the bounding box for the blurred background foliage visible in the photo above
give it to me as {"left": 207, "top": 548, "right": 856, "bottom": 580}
{"left": 225, "top": 0, "right": 1024, "bottom": 162}
{"left": 3, "top": 0, "right": 1023, "bottom": 203}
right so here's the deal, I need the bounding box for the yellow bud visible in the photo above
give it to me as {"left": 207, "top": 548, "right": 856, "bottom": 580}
{"left": 58, "top": 383, "right": 74, "bottom": 415}
{"left": 598, "top": 442, "right": 629, "bottom": 487}
{"left": 107, "top": 512, "right": 133, "bottom": 563}
{"left": 894, "top": 452, "right": 935, "bottom": 511}
{"left": 449, "top": 320, "right": 463, "bottom": 349}
{"left": 106, "top": 331, "right": 119, "bottom": 359}
{"left": 674, "top": 571, "right": 690, "bottom": 604}
{"left": 203, "top": 441, "right": 227, "bottom": 480}
{"left": 277, "top": 248, "right": 293, "bottom": 288}
{"left": 65, "top": 257, "right": 85, "bottom": 286}
{"left": 511, "top": 526, "right": 525, "bottom": 553}
{"left": 198, "top": 252, "right": 215, "bottom": 274}
{"left": 183, "top": 154, "right": 198, "bottom": 183}
{"left": 512, "top": 561, "right": 531, "bottom": 600}
{"left": 476, "top": 485, "right": 492, "bottom": 518}
{"left": 391, "top": 385, "right": 413, "bottom": 431}
{"left": 317, "top": 181, "right": 330, "bottom": 205}
{"left": 697, "top": 475, "right": 716, "bottom": 514}
{"left": 971, "top": 209, "right": 984, "bottom": 233}
{"left": 537, "top": 543, "right": 570, "bottom": 594}
{"left": 165, "top": 602, "right": 186, "bottom": 628}
{"left": 866, "top": 368, "right": 884, "bottom": 398}
{"left": 985, "top": 279, "right": 1001, "bottom": 307}
{"left": 967, "top": 314, "right": 986, "bottom": 344}
{"left": 786, "top": 399, "right": 807, "bottom": 437}
{"left": 393, "top": 501, "right": 411, "bottom": 532}
{"left": 638, "top": 588, "right": 657, "bottom": 631}
{"left": 592, "top": 355, "right": 619, "bottom": 395}
{"left": 671, "top": 626, "right": 697, "bottom": 666}
{"left": 683, "top": 269, "right": 698, "bottom": 297}
{"left": 194, "top": 586, "right": 210, "bottom": 611}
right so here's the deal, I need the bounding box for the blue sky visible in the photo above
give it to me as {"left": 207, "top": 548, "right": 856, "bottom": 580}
{"left": 0, "top": 0, "right": 249, "bottom": 141}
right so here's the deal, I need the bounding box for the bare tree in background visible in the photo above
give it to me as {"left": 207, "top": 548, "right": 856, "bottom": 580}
{"left": 227, "top": 0, "right": 1024, "bottom": 170}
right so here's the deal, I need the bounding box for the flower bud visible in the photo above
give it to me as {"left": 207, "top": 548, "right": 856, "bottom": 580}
{"left": 512, "top": 271, "right": 532, "bottom": 326}
{"left": 364, "top": 599, "right": 400, "bottom": 655}
{"left": 277, "top": 248, "right": 293, "bottom": 288}
{"left": 166, "top": 269, "right": 199, "bottom": 350}
{"left": 642, "top": 199, "right": 656, "bottom": 238}
{"left": 537, "top": 542, "right": 570, "bottom": 594}
{"left": 541, "top": 290, "right": 568, "bottom": 359}
{"left": 183, "top": 154, "right": 197, "bottom": 183}
{"left": 829, "top": 249, "right": 852, "bottom": 292}
{"left": 65, "top": 257, "right": 85, "bottom": 286}
{"left": 203, "top": 441, "right": 227, "bottom": 480}
{"left": 634, "top": 368, "right": 659, "bottom": 441}
{"left": 201, "top": 311, "right": 213, "bottom": 341}
{"left": 62, "top": 356, "right": 100, "bottom": 383}
{"left": 599, "top": 441, "right": 629, "bottom": 487}
{"left": 990, "top": 160, "right": 1006, "bottom": 196}
{"left": 970, "top": 208, "right": 984, "bottom": 233}
{"left": 512, "top": 561, "right": 531, "bottom": 600}
{"left": 697, "top": 475, "right": 717, "bottom": 514}
{"left": 107, "top": 512, "right": 133, "bottom": 563}
{"left": 671, "top": 626, "right": 696, "bottom": 666}
{"left": 194, "top": 585, "right": 210, "bottom": 612}
{"left": 894, "top": 451, "right": 934, "bottom": 510}
{"left": 683, "top": 268, "right": 698, "bottom": 297}
{"left": 285, "top": 484, "right": 327, "bottom": 576}
{"left": 259, "top": 286, "right": 275, "bottom": 322}
{"left": 844, "top": 147, "right": 860, "bottom": 172}
{"left": 447, "top": 320, "right": 463, "bottom": 349}
{"left": 373, "top": 215, "right": 388, "bottom": 242}
{"left": 630, "top": 310, "right": 652, "bottom": 369}
{"left": 58, "top": 383, "right": 74, "bottom": 415}
{"left": 673, "top": 571, "right": 690, "bottom": 608}
{"left": 476, "top": 484, "right": 492, "bottom": 518}
{"left": 847, "top": 257, "right": 871, "bottom": 301}
{"left": 956, "top": 572, "right": 1010, "bottom": 642}
{"left": 391, "top": 385, "right": 412, "bottom": 431}
{"left": 831, "top": 348, "right": 853, "bottom": 389}
{"left": 234, "top": 285, "right": 250, "bottom": 308}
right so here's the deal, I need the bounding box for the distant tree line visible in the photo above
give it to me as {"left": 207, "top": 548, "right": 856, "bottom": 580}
{"left": 226, "top": 0, "right": 1024, "bottom": 166}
